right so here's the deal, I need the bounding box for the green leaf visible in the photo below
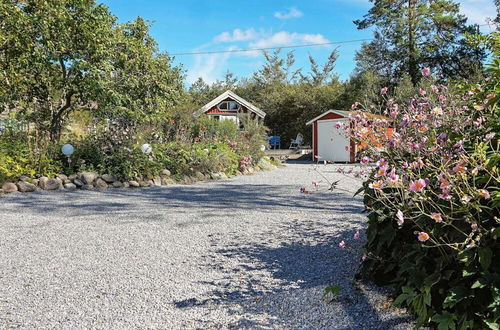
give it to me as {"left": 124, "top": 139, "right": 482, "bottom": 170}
{"left": 323, "top": 285, "right": 341, "bottom": 297}
{"left": 471, "top": 277, "right": 488, "bottom": 289}
{"left": 432, "top": 312, "right": 456, "bottom": 330}
{"left": 443, "top": 286, "right": 470, "bottom": 308}
{"left": 479, "top": 248, "right": 492, "bottom": 270}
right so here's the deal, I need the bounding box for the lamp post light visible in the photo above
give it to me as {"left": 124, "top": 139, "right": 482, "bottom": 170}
{"left": 140, "top": 143, "right": 152, "bottom": 155}
{"left": 61, "top": 144, "right": 74, "bottom": 167}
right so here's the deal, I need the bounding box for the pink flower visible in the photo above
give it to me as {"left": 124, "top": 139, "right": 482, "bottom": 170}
{"left": 353, "top": 231, "right": 360, "bottom": 240}
{"left": 396, "top": 210, "right": 404, "bottom": 227}
{"left": 421, "top": 67, "right": 431, "bottom": 76}
{"left": 339, "top": 240, "right": 346, "bottom": 248}
{"left": 380, "top": 87, "right": 388, "bottom": 95}
{"left": 409, "top": 179, "right": 426, "bottom": 193}
{"left": 419, "top": 89, "right": 427, "bottom": 96}
{"left": 471, "top": 223, "right": 478, "bottom": 232}
{"left": 376, "top": 158, "right": 388, "bottom": 168}
{"left": 300, "top": 187, "right": 310, "bottom": 194}
{"left": 431, "top": 213, "right": 443, "bottom": 223}
{"left": 453, "top": 163, "right": 467, "bottom": 174}
{"left": 471, "top": 168, "right": 479, "bottom": 176}
{"left": 484, "top": 132, "right": 496, "bottom": 141}
{"left": 312, "top": 181, "right": 319, "bottom": 188}
{"left": 439, "top": 188, "right": 452, "bottom": 200}
{"left": 478, "top": 189, "right": 490, "bottom": 199}
{"left": 375, "top": 165, "right": 388, "bottom": 177}
{"left": 461, "top": 194, "right": 471, "bottom": 203}
{"left": 369, "top": 180, "right": 385, "bottom": 190}
{"left": 417, "top": 232, "right": 430, "bottom": 242}
{"left": 387, "top": 168, "right": 399, "bottom": 185}
{"left": 360, "top": 156, "right": 370, "bottom": 165}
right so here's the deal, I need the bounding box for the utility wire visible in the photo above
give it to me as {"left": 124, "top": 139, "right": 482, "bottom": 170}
{"left": 170, "top": 38, "right": 372, "bottom": 56}
{"left": 170, "top": 22, "right": 497, "bottom": 56}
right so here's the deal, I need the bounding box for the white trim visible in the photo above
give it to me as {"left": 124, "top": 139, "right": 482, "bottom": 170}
{"left": 306, "top": 109, "right": 351, "bottom": 126}
{"left": 196, "top": 90, "right": 266, "bottom": 118}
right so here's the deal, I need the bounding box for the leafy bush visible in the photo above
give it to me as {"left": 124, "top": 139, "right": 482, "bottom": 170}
{"left": 348, "top": 65, "right": 499, "bottom": 329}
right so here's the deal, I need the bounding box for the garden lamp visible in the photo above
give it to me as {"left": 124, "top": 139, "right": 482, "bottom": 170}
{"left": 141, "top": 143, "right": 152, "bottom": 155}
{"left": 61, "top": 144, "right": 74, "bottom": 166}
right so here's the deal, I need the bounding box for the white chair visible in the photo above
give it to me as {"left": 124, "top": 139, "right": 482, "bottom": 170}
{"left": 289, "top": 133, "right": 303, "bottom": 149}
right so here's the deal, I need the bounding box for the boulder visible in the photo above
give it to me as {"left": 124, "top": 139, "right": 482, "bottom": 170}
{"left": 58, "top": 174, "right": 68, "bottom": 181}
{"left": 32, "top": 179, "right": 39, "bottom": 187}
{"left": 73, "top": 179, "right": 84, "bottom": 188}
{"left": 40, "top": 177, "right": 60, "bottom": 190}
{"left": 140, "top": 181, "right": 150, "bottom": 187}
{"left": 112, "top": 181, "right": 123, "bottom": 188}
{"left": 235, "top": 170, "right": 243, "bottom": 176}
{"left": 160, "top": 169, "right": 171, "bottom": 177}
{"left": 68, "top": 174, "right": 78, "bottom": 181}
{"left": 152, "top": 176, "right": 162, "bottom": 186}
{"left": 2, "top": 182, "right": 18, "bottom": 193}
{"left": 257, "top": 157, "right": 277, "bottom": 171}
{"left": 129, "top": 180, "right": 140, "bottom": 188}
{"left": 122, "top": 181, "right": 130, "bottom": 188}
{"left": 101, "top": 174, "right": 116, "bottom": 183}
{"left": 80, "top": 172, "right": 98, "bottom": 184}
{"left": 19, "top": 175, "right": 30, "bottom": 182}
{"left": 63, "top": 179, "right": 71, "bottom": 184}
{"left": 81, "top": 184, "right": 94, "bottom": 190}
{"left": 194, "top": 171, "right": 205, "bottom": 180}
{"left": 161, "top": 177, "right": 175, "bottom": 185}
{"left": 17, "top": 181, "right": 36, "bottom": 192}
{"left": 95, "top": 178, "right": 108, "bottom": 189}
{"left": 64, "top": 183, "right": 77, "bottom": 190}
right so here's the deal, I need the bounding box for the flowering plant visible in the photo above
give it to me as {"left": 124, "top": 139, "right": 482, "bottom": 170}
{"left": 346, "top": 66, "right": 499, "bottom": 328}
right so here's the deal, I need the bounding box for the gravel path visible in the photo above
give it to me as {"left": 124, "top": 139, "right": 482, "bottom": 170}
{"left": 0, "top": 163, "right": 412, "bottom": 329}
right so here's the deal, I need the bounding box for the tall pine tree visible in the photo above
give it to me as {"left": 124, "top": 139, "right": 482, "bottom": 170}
{"left": 354, "top": 0, "right": 485, "bottom": 85}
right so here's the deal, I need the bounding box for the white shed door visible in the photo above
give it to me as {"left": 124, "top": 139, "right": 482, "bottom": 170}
{"left": 317, "top": 120, "right": 350, "bottom": 162}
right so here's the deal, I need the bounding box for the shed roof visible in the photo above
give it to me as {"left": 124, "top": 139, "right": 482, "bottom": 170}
{"left": 306, "top": 109, "right": 392, "bottom": 126}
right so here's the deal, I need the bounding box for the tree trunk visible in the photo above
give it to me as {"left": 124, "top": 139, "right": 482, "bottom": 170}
{"left": 408, "top": 0, "right": 418, "bottom": 85}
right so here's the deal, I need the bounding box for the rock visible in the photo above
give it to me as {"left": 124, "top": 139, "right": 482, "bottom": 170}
{"left": 32, "top": 179, "right": 39, "bottom": 187}
{"left": 257, "top": 157, "right": 278, "bottom": 171}
{"left": 73, "top": 179, "right": 84, "bottom": 188}
{"left": 235, "top": 171, "right": 243, "bottom": 176}
{"left": 101, "top": 174, "right": 116, "bottom": 183}
{"left": 194, "top": 171, "right": 205, "bottom": 180}
{"left": 58, "top": 174, "right": 68, "bottom": 181}
{"left": 112, "top": 181, "right": 123, "bottom": 188}
{"left": 55, "top": 178, "right": 64, "bottom": 189}
{"left": 63, "top": 179, "right": 71, "bottom": 184}
{"left": 2, "top": 182, "right": 18, "bottom": 193}
{"left": 80, "top": 172, "right": 98, "bottom": 184}
{"left": 129, "top": 181, "right": 140, "bottom": 188}
{"left": 19, "top": 175, "right": 30, "bottom": 182}
{"left": 122, "top": 181, "right": 130, "bottom": 188}
{"left": 0, "top": 189, "right": 3, "bottom": 194}
{"left": 64, "top": 183, "right": 77, "bottom": 190}
{"left": 160, "top": 169, "right": 171, "bottom": 177}
{"left": 17, "top": 181, "right": 36, "bottom": 192}
{"left": 95, "top": 178, "right": 108, "bottom": 189}
{"left": 161, "top": 177, "right": 174, "bottom": 185}
{"left": 40, "top": 178, "right": 60, "bottom": 190}
{"left": 68, "top": 174, "right": 78, "bottom": 181}
{"left": 140, "top": 181, "right": 150, "bottom": 187}
{"left": 152, "top": 176, "right": 162, "bottom": 186}
{"left": 81, "top": 184, "right": 94, "bottom": 190}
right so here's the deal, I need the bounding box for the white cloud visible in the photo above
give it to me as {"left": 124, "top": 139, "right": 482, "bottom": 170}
{"left": 214, "top": 29, "right": 257, "bottom": 43}
{"left": 457, "top": 0, "right": 496, "bottom": 26}
{"left": 187, "top": 48, "right": 234, "bottom": 84}
{"left": 274, "top": 7, "right": 303, "bottom": 20}
{"left": 250, "top": 31, "right": 330, "bottom": 49}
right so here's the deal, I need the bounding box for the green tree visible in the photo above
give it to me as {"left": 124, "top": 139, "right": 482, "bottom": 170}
{"left": 354, "top": 0, "right": 486, "bottom": 85}
{"left": 0, "top": 0, "right": 117, "bottom": 140}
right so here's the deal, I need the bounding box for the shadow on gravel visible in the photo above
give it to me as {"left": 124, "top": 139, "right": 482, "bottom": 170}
{"left": 0, "top": 182, "right": 364, "bottom": 219}
{"left": 173, "top": 222, "right": 413, "bottom": 329}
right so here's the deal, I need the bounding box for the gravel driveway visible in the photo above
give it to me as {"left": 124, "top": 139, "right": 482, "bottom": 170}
{"left": 0, "top": 163, "right": 412, "bottom": 329}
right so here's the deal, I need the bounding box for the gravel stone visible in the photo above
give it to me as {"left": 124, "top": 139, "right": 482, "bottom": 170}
{"left": 64, "top": 183, "right": 77, "bottom": 190}
{"left": 0, "top": 163, "right": 413, "bottom": 329}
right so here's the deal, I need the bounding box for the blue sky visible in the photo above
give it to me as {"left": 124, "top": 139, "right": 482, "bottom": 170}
{"left": 101, "top": 0, "right": 496, "bottom": 84}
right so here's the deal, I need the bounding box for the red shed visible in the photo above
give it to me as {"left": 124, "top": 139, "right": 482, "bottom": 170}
{"left": 306, "top": 110, "right": 354, "bottom": 162}
{"left": 306, "top": 110, "right": 394, "bottom": 163}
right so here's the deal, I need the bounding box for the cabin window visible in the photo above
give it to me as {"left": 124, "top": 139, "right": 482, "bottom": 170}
{"left": 217, "top": 101, "right": 239, "bottom": 111}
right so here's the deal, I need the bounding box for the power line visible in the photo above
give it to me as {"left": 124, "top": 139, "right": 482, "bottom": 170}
{"left": 170, "top": 38, "right": 372, "bottom": 56}
{"left": 170, "top": 22, "right": 497, "bottom": 56}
